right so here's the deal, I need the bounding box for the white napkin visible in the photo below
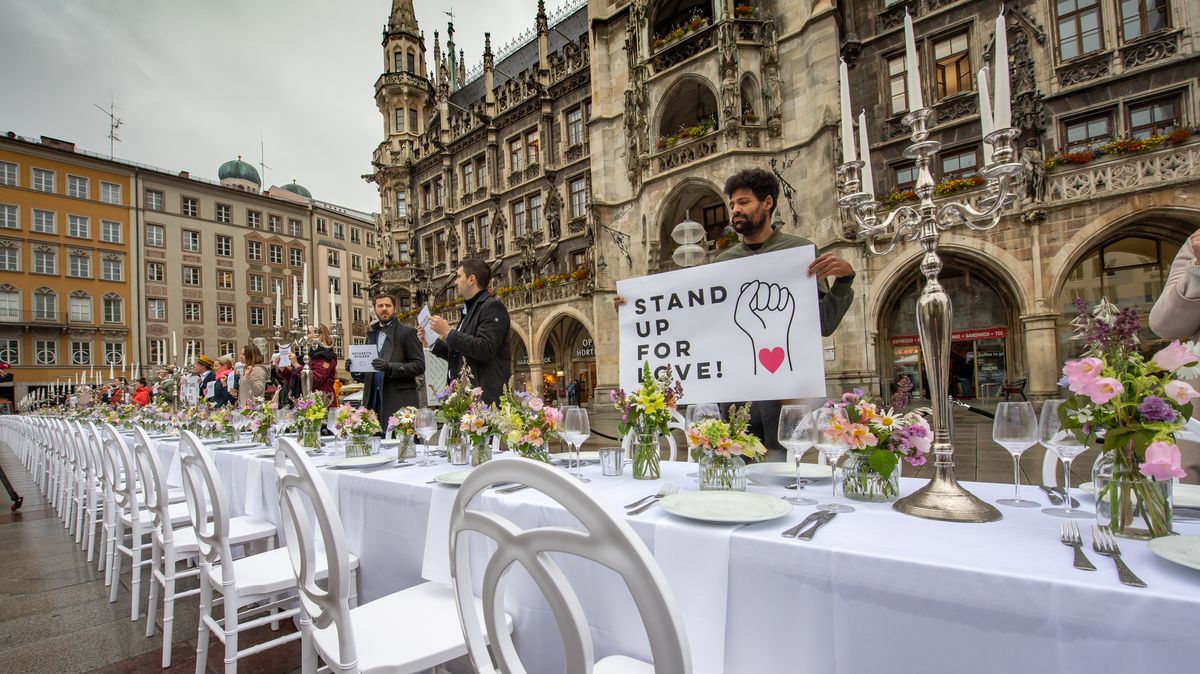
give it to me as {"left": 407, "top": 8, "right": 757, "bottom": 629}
{"left": 243, "top": 459, "right": 265, "bottom": 518}
{"left": 654, "top": 517, "right": 738, "bottom": 674}
{"left": 421, "top": 485, "right": 458, "bottom": 586}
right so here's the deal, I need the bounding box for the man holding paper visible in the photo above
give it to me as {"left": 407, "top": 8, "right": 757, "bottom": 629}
{"left": 350, "top": 292, "right": 424, "bottom": 423}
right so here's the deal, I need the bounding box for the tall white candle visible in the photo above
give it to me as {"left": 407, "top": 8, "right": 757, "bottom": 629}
{"left": 275, "top": 290, "right": 282, "bottom": 328}
{"left": 313, "top": 287, "right": 320, "bottom": 326}
{"left": 329, "top": 281, "right": 337, "bottom": 325}
{"left": 292, "top": 276, "right": 300, "bottom": 321}
{"left": 839, "top": 58, "right": 856, "bottom": 164}
{"left": 302, "top": 263, "right": 309, "bottom": 296}
{"left": 171, "top": 331, "right": 177, "bottom": 359}
{"left": 109, "top": 361, "right": 114, "bottom": 381}
{"left": 857, "top": 110, "right": 875, "bottom": 199}
{"left": 903, "top": 10, "right": 924, "bottom": 111}
{"left": 977, "top": 66, "right": 994, "bottom": 161}
{"left": 993, "top": 8, "right": 1011, "bottom": 129}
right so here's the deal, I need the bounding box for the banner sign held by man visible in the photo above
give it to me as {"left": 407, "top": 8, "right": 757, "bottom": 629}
{"left": 617, "top": 246, "right": 826, "bottom": 402}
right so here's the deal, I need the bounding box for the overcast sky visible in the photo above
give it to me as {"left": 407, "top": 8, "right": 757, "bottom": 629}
{"left": 0, "top": 0, "right": 558, "bottom": 213}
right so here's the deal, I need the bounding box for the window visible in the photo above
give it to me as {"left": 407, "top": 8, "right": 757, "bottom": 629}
{"left": 182, "top": 230, "right": 200, "bottom": 252}
{"left": 330, "top": 277, "right": 342, "bottom": 294}
{"left": 1057, "top": 0, "right": 1103, "bottom": 61}
{"left": 289, "top": 247, "right": 303, "bottom": 267}
{"left": 289, "top": 218, "right": 302, "bottom": 236}
{"left": 328, "top": 250, "right": 341, "bottom": 267}
{"left": 0, "top": 338, "right": 18, "bottom": 364}
{"left": 351, "top": 227, "right": 361, "bottom": 244}
{"left": 333, "top": 222, "right": 345, "bottom": 239}
{"left": 395, "top": 194, "right": 407, "bottom": 218}
{"left": 146, "top": 261, "right": 164, "bottom": 282}
{"left": 35, "top": 339, "right": 57, "bottom": 365}
{"left": 247, "top": 210, "right": 262, "bottom": 229}
{"left": 526, "top": 130, "right": 540, "bottom": 166}
{"left": 33, "top": 289, "right": 56, "bottom": 319}
{"left": 104, "top": 342, "right": 124, "bottom": 366}
{"left": 102, "top": 296, "right": 123, "bottom": 323}
{"left": 316, "top": 217, "right": 328, "bottom": 235}
{"left": 353, "top": 307, "right": 364, "bottom": 323}
{"left": 32, "top": 168, "right": 55, "bottom": 193}
{"left": 0, "top": 246, "right": 17, "bottom": 271}
{"left": 352, "top": 281, "right": 363, "bottom": 296}
{"left": 1128, "top": 95, "right": 1180, "bottom": 139}
{"left": 146, "top": 223, "right": 164, "bottom": 247}
{"left": 569, "top": 177, "right": 588, "bottom": 219}
{"left": 148, "top": 339, "right": 167, "bottom": 365}
{"left": 217, "top": 269, "right": 233, "bottom": 289}
{"left": 219, "top": 340, "right": 236, "bottom": 355}
{"left": 33, "top": 249, "right": 56, "bottom": 274}
{"left": 69, "top": 294, "right": 91, "bottom": 322}
{"left": 147, "top": 298, "right": 166, "bottom": 320}
{"left": 409, "top": 109, "right": 418, "bottom": 133}
{"left": 216, "top": 234, "right": 231, "bottom": 257}
{"left": 421, "top": 183, "right": 432, "bottom": 210}
{"left": 215, "top": 203, "right": 231, "bottom": 223}
{"left": 462, "top": 162, "right": 474, "bottom": 192}
{"left": 351, "top": 254, "right": 362, "bottom": 271}
{"left": 101, "top": 256, "right": 122, "bottom": 281}
{"left": 32, "top": 209, "right": 55, "bottom": 233}
{"left": 509, "top": 138, "right": 524, "bottom": 172}
{"left": 71, "top": 340, "right": 91, "bottom": 366}
{"left": 0, "top": 204, "right": 16, "bottom": 229}
{"left": 888, "top": 55, "right": 902, "bottom": 114}
{"left": 512, "top": 200, "right": 526, "bottom": 236}
{"left": 145, "top": 189, "right": 163, "bottom": 211}
{"left": 100, "top": 182, "right": 121, "bottom": 204}
{"left": 571, "top": 249, "right": 587, "bottom": 269}
{"left": 395, "top": 108, "right": 406, "bottom": 132}
{"left": 567, "top": 107, "right": 584, "bottom": 147}
{"left": 269, "top": 244, "right": 283, "bottom": 264}
{"left": 68, "top": 215, "right": 89, "bottom": 239}
{"left": 269, "top": 214, "right": 282, "bottom": 233}
{"left": 249, "top": 274, "right": 264, "bottom": 293}
{"left": 1063, "top": 111, "right": 1114, "bottom": 151}
{"left": 183, "top": 266, "right": 201, "bottom": 285}
{"left": 895, "top": 163, "right": 918, "bottom": 190}
{"left": 407, "top": 51, "right": 416, "bottom": 73}
{"left": 101, "top": 220, "right": 121, "bottom": 243}
{"left": 273, "top": 277, "right": 286, "bottom": 295}
{"left": 181, "top": 196, "right": 198, "bottom": 217}
{"left": 1121, "top": 0, "right": 1169, "bottom": 42}
{"left": 934, "top": 33, "right": 971, "bottom": 99}
{"left": 528, "top": 194, "right": 543, "bottom": 232}
{"left": 0, "top": 161, "right": 15, "bottom": 186}
{"left": 68, "top": 252, "right": 90, "bottom": 278}
{"left": 366, "top": 231, "right": 375, "bottom": 248}
{"left": 393, "top": 51, "right": 403, "bottom": 72}
{"left": 184, "top": 339, "right": 201, "bottom": 360}
{"left": 478, "top": 213, "right": 490, "bottom": 249}
{"left": 183, "top": 301, "right": 202, "bottom": 322}
{"left": 249, "top": 306, "right": 265, "bottom": 326}
{"left": 67, "top": 175, "right": 89, "bottom": 199}
{"left": 248, "top": 240, "right": 263, "bottom": 261}
{"left": 941, "top": 148, "right": 979, "bottom": 180}
{"left": 217, "top": 304, "right": 234, "bottom": 324}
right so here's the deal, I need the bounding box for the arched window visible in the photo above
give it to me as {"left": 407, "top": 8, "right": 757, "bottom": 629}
{"left": 740, "top": 74, "right": 761, "bottom": 124}
{"left": 657, "top": 77, "right": 719, "bottom": 149}
{"left": 102, "top": 293, "right": 123, "bottom": 324}
{"left": 68, "top": 290, "right": 91, "bottom": 323}
{"left": 650, "top": 0, "right": 714, "bottom": 51}
{"left": 33, "top": 287, "right": 56, "bottom": 320}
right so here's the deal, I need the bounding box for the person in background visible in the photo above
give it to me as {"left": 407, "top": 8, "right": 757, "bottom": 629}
{"left": 353, "top": 293, "right": 424, "bottom": 423}
{"left": 211, "top": 355, "right": 237, "bottom": 407}
{"left": 236, "top": 344, "right": 271, "bottom": 407}
{"left": 1149, "top": 228, "right": 1200, "bottom": 484}
{"left": 194, "top": 355, "right": 217, "bottom": 404}
{"left": 153, "top": 366, "right": 176, "bottom": 405}
{"left": 275, "top": 324, "right": 339, "bottom": 405}
{"left": 132, "top": 377, "right": 150, "bottom": 406}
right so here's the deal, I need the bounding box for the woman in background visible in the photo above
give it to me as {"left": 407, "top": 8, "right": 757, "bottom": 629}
{"left": 236, "top": 344, "right": 271, "bottom": 407}
{"left": 273, "top": 324, "right": 339, "bottom": 405}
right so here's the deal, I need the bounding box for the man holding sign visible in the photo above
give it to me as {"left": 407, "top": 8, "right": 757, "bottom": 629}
{"left": 350, "top": 292, "right": 424, "bottom": 423}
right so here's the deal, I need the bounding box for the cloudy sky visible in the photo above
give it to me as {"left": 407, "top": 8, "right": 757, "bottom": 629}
{"left": 0, "top": 0, "right": 560, "bottom": 213}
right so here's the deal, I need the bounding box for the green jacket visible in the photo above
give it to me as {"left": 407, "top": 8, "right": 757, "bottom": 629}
{"left": 717, "top": 230, "right": 854, "bottom": 337}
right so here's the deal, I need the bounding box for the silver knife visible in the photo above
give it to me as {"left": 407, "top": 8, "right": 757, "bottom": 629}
{"left": 1052, "top": 487, "right": 1080, "bottom": 508}
{"left": 1039, "top": 486, "right": 1064, "bottom": 505}
{"left": 781, "top": 511, "right": 825, "bottom": 538}
{"left": 798, "top": 512, "right": 838, "bottom": 541}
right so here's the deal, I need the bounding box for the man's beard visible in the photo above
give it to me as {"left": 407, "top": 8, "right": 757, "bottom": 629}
{"left": 731, "top": 208, "right": 767, "bottom": 236}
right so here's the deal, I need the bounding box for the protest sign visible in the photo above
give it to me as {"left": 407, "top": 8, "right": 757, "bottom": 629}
{"left": 616, "top": 246, "right": 826, "bottom": 402}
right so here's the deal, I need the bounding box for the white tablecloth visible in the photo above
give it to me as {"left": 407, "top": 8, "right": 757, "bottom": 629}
{"left": 150, "top": 440, "right": 1200, "bottom": 673}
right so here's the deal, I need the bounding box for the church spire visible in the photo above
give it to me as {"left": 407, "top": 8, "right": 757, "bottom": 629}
{"left": 387, "top": 0, "right": 419, "bottom": 37}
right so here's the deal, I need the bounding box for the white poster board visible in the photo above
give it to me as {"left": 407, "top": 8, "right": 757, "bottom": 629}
{"left": 423, "top": 349, "right": 449, "bottom": 405}
{"left": 617, "top": 247, "right": 826, "bottom": 403}
{"left": 347, "top": 344, "right": 379, "bottom": 373}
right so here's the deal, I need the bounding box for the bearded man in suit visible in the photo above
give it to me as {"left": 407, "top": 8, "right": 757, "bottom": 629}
{"left": 351, "top": 292, "right": 424, "bottom": 423}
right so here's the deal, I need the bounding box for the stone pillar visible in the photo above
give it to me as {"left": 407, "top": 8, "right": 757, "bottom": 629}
{"left": 1020, "top": 312, "right": 1061, "bottom": 398}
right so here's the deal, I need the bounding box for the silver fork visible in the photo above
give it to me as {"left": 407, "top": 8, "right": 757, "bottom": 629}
{"left": 1091, "top": 526, "right": 1147, "bottom": 588}
{"left": 627, "top": 483, "right": 680, "bottom": 515}
{"left": 1059, "top": 522, "right": 1096, "bottom": 571}
{"left": 625, "top": 483, "right": 678, "bottom": 509}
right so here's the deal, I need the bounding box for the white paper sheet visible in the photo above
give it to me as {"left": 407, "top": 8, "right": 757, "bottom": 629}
{"left": 347, "top": 344, "right": 379, "bottom": 372}
{"left": 417, "top": 304, "right": 438, "bottom": 347}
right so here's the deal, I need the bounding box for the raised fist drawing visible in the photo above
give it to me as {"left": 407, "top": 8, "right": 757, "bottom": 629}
{"left": 734, "top": 280, "right": 795, "bottom": 375}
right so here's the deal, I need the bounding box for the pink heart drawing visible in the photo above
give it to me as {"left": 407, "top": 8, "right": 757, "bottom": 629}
{"left": 758, "top": 347, "right": 786, "bottom": 374}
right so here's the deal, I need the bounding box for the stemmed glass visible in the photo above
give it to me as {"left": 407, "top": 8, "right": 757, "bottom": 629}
{"left": 778, "top": 404, "right": 818, "bottom": 506}
{"left": 563, "top": 408, "right": 591, "bottom": 482}
{"left": 414, "top": 408, "right": 438, "bottom": 467}
{"left": 685, "top": 403, "right": 722, "bottom": 478}
{"left": 992, "top": 401, "right": 1040, "bottom": 508}
{"left": 559, "top": 405, "right": 578, "bottom": 470}
{"left": 325, "top": 410, "right": 342, "bottom": 455}
{"left": 1039, "top": 399, "right": 1091, "bottom": 519}
{"left": 814, "top": 407, "right": 855, "bottom": 513}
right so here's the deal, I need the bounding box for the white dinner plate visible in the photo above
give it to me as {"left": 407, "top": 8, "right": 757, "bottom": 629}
{"left": 745, "top": 462, "right": 832, "bottom": 486}
{"left": 795, "top": 463, "right": 834, "bottom": 481}
{"left": 659, "top": 491, "right": 792, "bottom": 524}
{"left": 552, "top": 451, "right": 601, "bottom": 464}
{"left": 325, "top": 455, "right": 394, "bottom": 470}
{"left": 433, "top": 470, "right": 473, "bottom": 486}
{"left": 215, "top": 441, "right": 260, "bottom": 451}
{"left": 199, "top": 438, "right": 227, "bottom": 445}
{"left": 1148, "top": 535, "right": 1200, "bottom": 572}
{"left": 1079, "top": 481, "right": 1200, "bottom": 507}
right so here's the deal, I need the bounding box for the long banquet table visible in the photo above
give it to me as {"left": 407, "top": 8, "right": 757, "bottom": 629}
{"left": 147, "top": 437, "right": 1200, "bottom": 674}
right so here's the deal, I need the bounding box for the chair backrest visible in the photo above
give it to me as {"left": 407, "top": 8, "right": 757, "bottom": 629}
{"left": 450, "top": 459, "right": 691, "bottom": 674}
{"left": 82, "top": 421, "right": 108, "bottom": 490}
{"left": 177, "top": 430, "right": 234, "bottom": 569}
{"left": 99, "top": 422, "right": 140, "bottom": 513}
{"left": 273, "top": 437, "right": 357, "bottom": 667}
{"left": 132, "top": 426, "right": 175, "bottom": 539}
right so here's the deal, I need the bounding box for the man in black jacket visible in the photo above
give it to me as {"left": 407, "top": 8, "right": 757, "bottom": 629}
{"left": 351, "top": 292, "right": 425, "bottom": 423}
{"left": 419, "top": 258, "right": 511, "bottom": 404}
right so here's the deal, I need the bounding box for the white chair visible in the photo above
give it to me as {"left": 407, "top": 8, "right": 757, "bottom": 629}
{"left": 273, "top": 436, "right": 491, "bottom": 674}
{"left": 450, "top": 458, "right": 691, "bottom": 673}
{"left": 183, "top": 430, "right": 354, "bottom": 674}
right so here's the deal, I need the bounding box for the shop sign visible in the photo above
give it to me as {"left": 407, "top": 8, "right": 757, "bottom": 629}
{"left": 891, "top": 326, "right": 1008, "bottom": 347}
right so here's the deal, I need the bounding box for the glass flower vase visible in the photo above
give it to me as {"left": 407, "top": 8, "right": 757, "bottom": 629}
{"left": 1093, "top": 447, "right": 1173, "bottom": 539}
{"left": 514, "top": 443, "right": 551, "bottom": 462}
{"left": 470, "top": 437, "right": 492, "bottom": 467}
{"left": 699, "top": 452, "right": 746, "bottom": 491}
{"left": 395, "top": 434, "right": 416, "bottom": 460}
{"left": 448, "top": 436, "right": 470, "bottom": 465}
{"left": 298, "top": 423, "right": 321, "bottom": 450}
{"left": 223, "top": 426, "right": 240, "bottom": 443}
{"left": 632, "top": 430, "right": 662, "bottom": 480}
{"left": 344, "top": 434, "right": 374, "bottom": 458}
{"left": 841, "top": 451, "right": 901, "bottom": 502}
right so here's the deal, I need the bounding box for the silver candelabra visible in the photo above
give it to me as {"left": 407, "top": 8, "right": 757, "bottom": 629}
{"left": 837, "top": 107, "right": 1024, "bottom": 523}
{"left": 273, "top": 298, "right": 318, "bottom": 397}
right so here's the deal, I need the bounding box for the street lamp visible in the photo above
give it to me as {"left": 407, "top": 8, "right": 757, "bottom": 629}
{"left": 671, "top": 210, "right": 707, "bottom": 267}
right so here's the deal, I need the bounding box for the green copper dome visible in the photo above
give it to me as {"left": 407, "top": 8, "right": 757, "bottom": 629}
{"left": 281, "top": 181, "right": 312, "bottom": 199}
{"left": 217, "top": 157, "right": 261, "bottom": 185}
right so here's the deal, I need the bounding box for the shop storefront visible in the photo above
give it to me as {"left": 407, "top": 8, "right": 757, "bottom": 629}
{"left": 890, "top": 327, "right": 1008, "bottom": 399}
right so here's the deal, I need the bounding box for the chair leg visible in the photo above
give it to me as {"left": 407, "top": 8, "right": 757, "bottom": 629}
{"left": 145, "top": 540, "right": 162, "bottom": 638}
{"left": 223, "top": 589, "right": 239, "bottom": 674}
{"left": 299, "top": 613, "right": 317, "bottom": 674}
{"left": 161, "top": 570, "right": 178, "bottom": 668}
{"left": 195, "top": 575, "right": 213, "bottom": 674}
{"left": 108, "top": 521, "right": 124, "bottom": 602}
{"left": 129, "top": 523, "right": 143, "bottom": 621}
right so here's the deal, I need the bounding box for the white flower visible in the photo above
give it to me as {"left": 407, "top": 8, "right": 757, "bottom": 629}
{"left": 1174, "top": 340, "right": 1200, "bottom": 380}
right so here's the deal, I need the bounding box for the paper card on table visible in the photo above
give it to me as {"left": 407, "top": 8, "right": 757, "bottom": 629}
{"left": 616, "top": 246, "right": 825, "bottom": 403}
{"left": 347, "top": 344, "right": 380, "bottom": 372}
{"left": 417, "top": 304, "right": 438, "bottom": 347}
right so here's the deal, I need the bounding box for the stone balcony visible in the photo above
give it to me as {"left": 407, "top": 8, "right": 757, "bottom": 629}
{"left": 500, "top": 278, "right": 593, "bottom": 311}
{"left": 1047, "top": 140, "right": 1200, "bottom": 204}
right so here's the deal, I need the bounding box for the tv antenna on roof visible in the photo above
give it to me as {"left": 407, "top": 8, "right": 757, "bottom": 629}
{"left": 93, "top": 97, "right": 122, "bottom": 159}
{"left": 259, "top": 132, "right": 272, "bottom": 191}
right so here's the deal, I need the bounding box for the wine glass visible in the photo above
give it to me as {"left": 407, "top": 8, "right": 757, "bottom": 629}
{"left": 1039, "top": 399, "right": 1091, "bottom": 519}
{"left": 563, "top": 408, "right": 591, "bottom": 482}
{"left": 559, "top": 405, "right": 578, "bottom": 470}
{"left": 325, "top": 410, "right": 342, "bottom": 455}
{"left": 414, "top": 408, "right": 438, "bottom": 467}
{"left": 814, "top": 407, "right": 855, "bottom": 513}
{"left": 684, "top": 403, "right": 721, "bottom": 478}
{"left": 778, "top": 404, "right": 818, "bottom": 506}
{"left": 992, "top": 401, "right": 1040, "bottom": 508}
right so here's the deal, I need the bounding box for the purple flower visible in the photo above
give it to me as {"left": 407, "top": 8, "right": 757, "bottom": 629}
{"left": 1058, "top": 375, "right": 1070, "bottom": 388}
{"left": 1139, "top": 395, "right": 1178, "bottom": 423}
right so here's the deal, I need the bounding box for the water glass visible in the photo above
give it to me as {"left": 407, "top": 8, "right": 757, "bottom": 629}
{"left": 1039, "top": 399, "right": 1091, "bottom": 519}
{"left": 414, "top": 408, "right": 438, "bottom": 467}
{"left": 992, "top": 401, "right": 1040, "bottom": 508}
{"left": 563, "top": 408, "right": 591, "bottom": 482}
{"left": 814, "top": 407, "right": 854, "bottom": 513}
{"left": 778, "top": 404, "right": 818, "bottom": 506}
{"left": 599, "top": 447, "right": 624, "bottom": 476}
